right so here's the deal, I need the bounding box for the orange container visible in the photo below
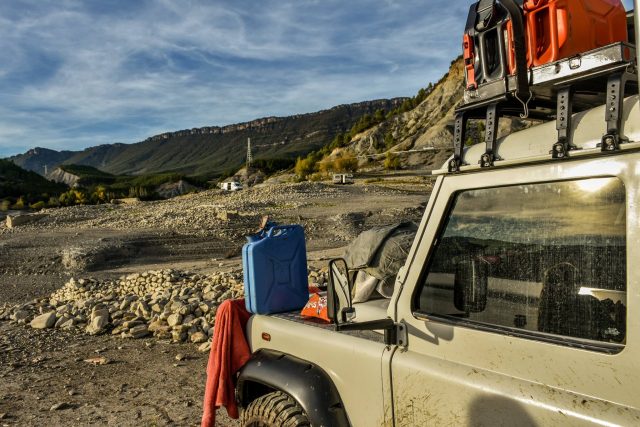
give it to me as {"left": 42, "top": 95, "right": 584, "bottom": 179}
{"left": 508, "top": 0, "right": 627, "bottom": 72}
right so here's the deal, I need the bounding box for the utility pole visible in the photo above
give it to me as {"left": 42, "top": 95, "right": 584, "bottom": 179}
{"left": 246, "top": 138, "right": 253, "bottom": 171}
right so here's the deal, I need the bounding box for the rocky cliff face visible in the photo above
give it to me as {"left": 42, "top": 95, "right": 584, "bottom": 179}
{"left": 348, "top": 58, "right": 529, "bottom": 170}
{"left": 9, "top": 98, "right": 407, "bottom": 177}
{"left": 9, "top": 148, "right": 76, "bottom": 178}
{"left": 47, "top": 167, "right": 81, "bottom": 187}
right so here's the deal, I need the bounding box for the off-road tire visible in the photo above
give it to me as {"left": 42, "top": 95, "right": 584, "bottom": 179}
{"left": 241, "top": 391, "right": 310, "bottom": 427}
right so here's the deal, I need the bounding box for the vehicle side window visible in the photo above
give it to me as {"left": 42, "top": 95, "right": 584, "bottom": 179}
{"left": 415, "top": 178, "right": 626, "bottom": 348}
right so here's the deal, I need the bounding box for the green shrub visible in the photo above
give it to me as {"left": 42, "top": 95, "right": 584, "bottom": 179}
{"left": 384, "top": 152, "right": 401, "bottom": 170}
{"left": 30, "top": 201, "right": 46, "bottom": 210}
{"left": 11, "top": 197, "right": 25, "bottom": 209}
{"left": 334, "top": 153, "right": 358, "bottom": 173}
{"left": 294, "top": 157, "right": 317, "bottom": 179}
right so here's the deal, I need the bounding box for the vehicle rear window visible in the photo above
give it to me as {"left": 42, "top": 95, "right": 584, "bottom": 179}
{"left": 415, "top": 177, "right": 626, "bottom": 348}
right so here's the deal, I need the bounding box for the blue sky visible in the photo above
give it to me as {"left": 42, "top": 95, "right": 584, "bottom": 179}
{"left": 0, "top": 0, "right": 634, "bottom": 157}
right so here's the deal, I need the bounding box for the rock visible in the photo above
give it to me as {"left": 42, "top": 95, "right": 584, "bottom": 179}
{"left": 59, "top": 318, "right": 75, "bottom": 329}
{"left": 6, "top": 213, "right": 46, "bottom": 229}
{"left": 49, "top": 402, "right": 70, "bottom": 411}
{"left": 128, "top": 325, "right": 149, "bottom": 339}
{"left": 91, "top": 308, "right": 109, "bottom": 320}
{"left": 86, "top": 315, "right": 109, "bottom": 335}
{"left": 198, "top": 342, "right": 212, "bottom": 353}
{"left": 148, "top": 320, "right": 167, "bottom": 332}
{"left": 122, "top": 320, "right": 143, "bottom": 329}
{"left": 175, "top": 353, "right": 186, "bottom": 361}
{"left": 30, "top": 312, "right": 56, "bottom": 329}
{"left": 54, "top": 316, "right": 68, "bottom": 328}
{"left": 11, "top": 310, "right": 30, "bottom": 322}
{"left": 111, "top": 197, "right": 140, "bottom": 205}
{"left": 167, "top": 313, "right": 182, "bottom": 327}
{"left": 172, "top": 329, "right": 187, "bottom": 343}
{"left": 190, "top": 332, "right": 207, "bottom": 344}
{"left": 83, "top": 356, "right": 110, "bottom": 366}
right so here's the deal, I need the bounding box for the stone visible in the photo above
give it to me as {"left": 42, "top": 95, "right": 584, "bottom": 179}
{"left": 11, "top": 310, "right": 30, "bottom": 322}
{"left": 172, "top": 329, "right": 187, "bottom": 343}
{"left": 6, "top": 213, "right": 46, "bottom": 229}
{"left": 86, "top": 315, "right": 109, "bottom": 335}
{"left": 84, "top": 356, "right": 110, "bottom": 365}
{"left": 167, "top": 313, "right": 182, "bottom": 327}
{"left": 91, "top": 308, "right": 109, "bottom": 320}
{"left": 128, "top": 325, "right": 150, "bottom": 339}
{"left": 59, "top": 318, "right": 75, "bottom": 329}
{"left": 122, "top": 320, "right": 143, "bottom": 329}
{"left": 147, "top": 320, "right": 167, "bottom": 332}
{"left": 190, "top": 332, "right": 207, "bottom": 344}
{"left": 198, "top": 342, "right": 212, "bottom": 353}
{"left": 50, "top": 402, "right": 70, "bottom": 411}
{"left": 30, "top": 312, "right": 56, "bottom": 329}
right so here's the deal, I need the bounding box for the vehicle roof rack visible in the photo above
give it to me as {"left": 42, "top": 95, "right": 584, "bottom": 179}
{"left": 449, "top": 1, "right": 638, "bottom": 173}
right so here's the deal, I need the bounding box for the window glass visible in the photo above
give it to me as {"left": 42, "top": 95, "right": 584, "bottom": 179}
{"left": 417, "top": 178, "right": 626, "bottom": 345}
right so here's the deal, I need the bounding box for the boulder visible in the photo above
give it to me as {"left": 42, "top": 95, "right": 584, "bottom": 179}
{"left": 167, "top": 313, "right": 182, "bottom": 327}
{"left": 190, "top": 332, "right": 208, "bottom": 344}
{"left": 86, "top": 315, "right": 109, "bottom": 335}
{"left": 6, "top": 213, "right": 46, "bottom": 229}
{"left": 30, "top": 312, "right": 56, "bottom": 329}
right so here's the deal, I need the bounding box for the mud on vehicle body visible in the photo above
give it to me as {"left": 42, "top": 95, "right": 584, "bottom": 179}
{"left": 236, "top": 2, "right": 640, "bottom": 425}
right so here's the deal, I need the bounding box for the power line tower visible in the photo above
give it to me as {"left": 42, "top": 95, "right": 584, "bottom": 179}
{"left": 246, "top": 138, "right": 253, "bottom": 170}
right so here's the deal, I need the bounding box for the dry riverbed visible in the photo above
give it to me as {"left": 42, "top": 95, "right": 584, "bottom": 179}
{"left": 0, "top": 179, "right": 431, "bottom": 426}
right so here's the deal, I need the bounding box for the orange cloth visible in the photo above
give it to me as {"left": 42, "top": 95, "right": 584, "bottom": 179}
{"left": 201, "top": 298, "right": 252, "bottom": 427}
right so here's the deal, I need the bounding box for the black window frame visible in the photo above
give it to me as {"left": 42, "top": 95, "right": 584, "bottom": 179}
{"left": 411, "top": 176, "right": 627, "bottom": 354}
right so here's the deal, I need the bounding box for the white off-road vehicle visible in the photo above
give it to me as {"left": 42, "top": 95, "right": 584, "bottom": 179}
{"left": 235, "top": 2, "right": 640, "bottom": 426}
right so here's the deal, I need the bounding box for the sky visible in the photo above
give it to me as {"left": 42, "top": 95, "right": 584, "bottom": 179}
{"left": 0, "top": 0, "right": 635, "bottom": 157}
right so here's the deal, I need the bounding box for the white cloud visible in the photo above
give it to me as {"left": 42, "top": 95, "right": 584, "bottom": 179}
{"left": 0, "top": 0, "right": 466, "bottom": 156}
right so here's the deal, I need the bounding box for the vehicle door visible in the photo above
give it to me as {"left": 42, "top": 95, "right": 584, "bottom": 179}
{"left": 390, "top": 156, "right": 640, "bottom": 426}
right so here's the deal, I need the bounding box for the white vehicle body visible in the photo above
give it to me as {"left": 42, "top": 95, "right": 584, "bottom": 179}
{"left": 220, "top": 181, "right": 243, "bottom": 191}
{"left": 239, "top": 96, "right": 640, "bottom": 426}
{"left": 333, "top": 173, "right": 354, "bottom": 185}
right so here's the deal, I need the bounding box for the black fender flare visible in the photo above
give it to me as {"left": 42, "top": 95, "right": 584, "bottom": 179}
{"left": 236, "top": 348, "right": 350, "bottom": 427}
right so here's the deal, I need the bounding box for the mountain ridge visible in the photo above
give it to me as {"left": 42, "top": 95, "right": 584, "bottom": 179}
{"left": 8, "top": 98, "right": 407, "bottom": 178}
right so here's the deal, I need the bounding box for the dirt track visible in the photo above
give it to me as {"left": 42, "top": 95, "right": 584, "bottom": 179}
{"left": 0, "top": 179, "right": 431, "bottom": 426}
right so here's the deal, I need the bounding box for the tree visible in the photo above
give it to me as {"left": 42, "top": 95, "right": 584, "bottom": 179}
{"left": 12, "top": 197, "right": 25, "bottom": 209}
{"left": 318, "top": 159, "right": 335, "bottom": 174}
{"left": 373, "top": 109, "right": 385, "bottom": 123}
{"left": 384, "top": 152, "right": 401, "bottom": 170}
{"left": 294, "top": 157, "right": 316, "bottom": 179}
{"left": 384, "top": 132, "right": 395, "bottom": 150}
{"left": 334, "top": 152, "right": 358, "bottom": 173}
{"left": 92, "top": 185, "right": 108, "bottom": 204}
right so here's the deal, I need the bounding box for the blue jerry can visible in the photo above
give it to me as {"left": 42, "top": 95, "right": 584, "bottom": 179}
{"left": 242, "top": 225, "right": 309, "bottom": 314}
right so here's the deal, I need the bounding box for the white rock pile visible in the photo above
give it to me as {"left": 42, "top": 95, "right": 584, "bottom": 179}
{"left": 0, "top": 266, "right": 329, "bottom": 351}
{"left": 0, "top": 269, "right": 244, "bottom": 352}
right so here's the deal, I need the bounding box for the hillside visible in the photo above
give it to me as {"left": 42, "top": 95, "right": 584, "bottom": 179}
{"left": 9, "top": 99, "right": 406, "bottom": 178}
{"left": 342, "top": 58, "right": 529, "bottom": 170}
{"left": 0, "top": 159, "right": 68, "bottom": 200}
{"left": 49, "top": 165, "right": 117, "bottom": 187}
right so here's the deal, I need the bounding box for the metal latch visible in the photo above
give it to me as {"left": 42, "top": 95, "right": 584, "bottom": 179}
{"left": 395, "top": 322, "right": 408, "bottom": 349}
